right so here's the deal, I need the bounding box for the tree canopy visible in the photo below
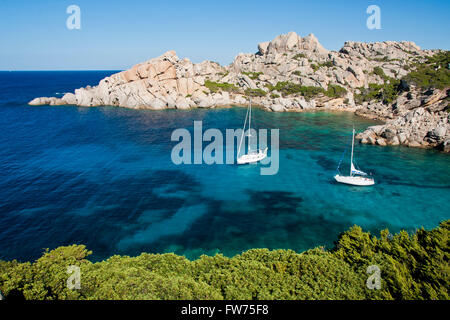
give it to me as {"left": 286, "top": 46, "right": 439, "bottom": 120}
{"left": 1, "top": 220, "right": 448, "bottom": 300}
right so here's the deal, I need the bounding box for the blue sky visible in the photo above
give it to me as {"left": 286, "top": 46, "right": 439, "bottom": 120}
{"left": 0, "top": 0, "right": 449, "bottom": 70}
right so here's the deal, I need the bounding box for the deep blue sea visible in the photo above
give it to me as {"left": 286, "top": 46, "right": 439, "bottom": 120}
{"left": 0, "top": 71, "right": 449, "bottom": 262}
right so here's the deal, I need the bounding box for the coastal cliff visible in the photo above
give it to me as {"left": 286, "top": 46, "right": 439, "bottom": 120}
{"left": 29, "top": 32, "right": 449, "bottom": 151}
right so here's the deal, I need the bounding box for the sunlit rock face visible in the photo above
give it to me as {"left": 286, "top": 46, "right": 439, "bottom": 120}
{"left": 28, "top": 31, "right": 448, "bottom": 151}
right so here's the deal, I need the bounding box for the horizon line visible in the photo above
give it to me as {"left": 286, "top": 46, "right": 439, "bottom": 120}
{"left": 0, "top": 69, "right": 124, "bottom": 72}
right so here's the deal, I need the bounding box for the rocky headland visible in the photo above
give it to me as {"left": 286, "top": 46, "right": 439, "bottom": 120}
{"left": 29, "top": 32, "right": 449, "bottom": 152}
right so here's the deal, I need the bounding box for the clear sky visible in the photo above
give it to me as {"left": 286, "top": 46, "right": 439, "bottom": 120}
{"left": 0, "top": 0, "right": 449, "bottom": 70}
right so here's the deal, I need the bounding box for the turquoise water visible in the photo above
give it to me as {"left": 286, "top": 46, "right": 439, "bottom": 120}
{"left": 0, "top": 72, "right": 449, "bottom": 262}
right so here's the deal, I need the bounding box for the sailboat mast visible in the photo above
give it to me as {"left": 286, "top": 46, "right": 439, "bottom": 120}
{"left": 237, "top": 102, "right": 250, "bottom": 158}
{"left": 249, "top": 98, "right": 252, "bottom": 132}
{"left": 350, "top": 127, "right": 355, "bottom": 176}
{"left": 248, "top": 98, "right": 252, "bottom": 153}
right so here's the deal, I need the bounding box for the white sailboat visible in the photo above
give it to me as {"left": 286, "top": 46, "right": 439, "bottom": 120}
{"left": 334, "top": 128, "right": 375, "bottom": 186}
{"left": 237, "top": 98, "right": 268, "bottom": 165}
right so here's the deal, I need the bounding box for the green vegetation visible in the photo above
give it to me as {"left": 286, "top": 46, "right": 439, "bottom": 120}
{"left": 359, "top": 51, "right": 450, "bottom": 105}
{"left": 369, "top": 56, "right": 391, "bottom": 63}
{"left": 204, "top": 80, "right": 240, "bottom": 94}
{"left": 1, "top": 221, "right": 447, "bottom": 300}
{"left": 372, "top": 66, "right": 387, "bottom": 79}
{"left": 265, "top": 82, "right": 346, "bottom": 100}
{"left": 354, "top": 81, "right": 401, "bottom": 105}
{"left": 266, "top": 82, "right": 324, "bottom": 100}
{"left": 382, "top": 81, "right": 403, "bottom": 104}
{"left": 293, "top": 53, "right": 307, "bottom": 60}
{"left": 244, "top": 88, "right": 267, "bottom": 97}
{"left": 325, "top": 84, "right": 348, "bottom": 98}
{"left": 243, "top": 72, "right": 263, "bottom": 80}
{"left": 201, "top": 52, "right": 448, "bottom": 106}
{"left": 334, "top": 221, "right": 449, "bottom": 300}
{"left": 354, "top": 84, "right": 381, "bottom": 104}
{"left": 310, "top": 61, "right": 334, "bottom": 72}
{"left": 270, "top": 93, "right": 280, "bottom": 99}
{"left": 356, "top": 67, "right": 401, "bottom": 104}
{"left": 318, "top": 61, "right": 334, "bottom": 68}
{"left": 404, "top": 51, "right": 450, "bottom": 90}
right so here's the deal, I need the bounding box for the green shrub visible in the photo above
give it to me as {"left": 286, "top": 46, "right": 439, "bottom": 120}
{"left": 204, "top": 80, "right": 240, "bottom": 94}
{"left": 293, "top": 53, "right": 307, "bottom": 60}
{"left": 372, "top": 66, "right": 386, "bottom": 79}
{"left": 325, "top": 84, "right": 348, "bottom": 98}
{"left": 404, "top": 51, "right": 450, "bottom": 90}
{"left": 354, "top": 79, "right": 401, "bottom": 105}
{"left": 318, "top": 61, "right": 334, "bottom": 68}
{"left": 372, "top": 56, "right": 390, "bottom": 62}
{"left": 243, "top": 72, "right": 263, "bottom": 80}
{"left": 1, "top": 221, "right": 448, "bottom": 300}
{"left": 245, "top": 88, "right": 267, "bottom": 97}
{"left": 266, "top": 81, "right": 326, "bottom": 100}
{"left": 309, "top": 61, "right": 333, "bottom": 72}
{"left": 334, "top": 220, "right": 449, "bottom": 300}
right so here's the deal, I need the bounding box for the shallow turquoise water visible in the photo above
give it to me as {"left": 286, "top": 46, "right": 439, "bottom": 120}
{"left": 0, "top": 72, "right": 449, "bottom": 262}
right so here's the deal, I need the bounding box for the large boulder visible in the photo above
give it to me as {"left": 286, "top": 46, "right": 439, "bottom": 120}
{"left": 149, "top": 98, "right": 167, "bottom": 110}
{"left": 270, "top": 104, "right": 285, "bottom": 112}
{"left": 28, "top": 97, "right": 64, "bottom": 106}
{"left": 438, "top": 139, "right": 450, "bottom": 153}
{"left": 258, "top": 41, "right": 270, "bottom": 55}
{"left": 62, "top": 93, "right": 77, "bottom": 105}
{"left": 175, "top": 96, "right": 190, "bottom": 110}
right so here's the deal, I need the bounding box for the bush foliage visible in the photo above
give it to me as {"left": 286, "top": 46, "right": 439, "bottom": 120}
{"left": 245, "top": 88, "right": 267, "bottom": 97}
{"left": 293, "top": 53, "right": 307, "bottom": 60}
{"left": 204, "top": 80, "right": 240, "bottom": 94}
{"left": 355, "top": 80, "right": 401, "bottom": 105}
{"left": 0, "top": 221, "right": 448, "bottom": 300}
{"left": 266, "top": 82, "right": 346, "bottom": 100}
{"left": 356, "top": 51, "right": 450, "bottom": 105}
{"left": 243, "top": 72, "right": 263, "bottom": 80}
{"left": 404, "top": 51, "right": 450, "bottom": 90}
{"left": 266, "top": 82, "right": 324, "bottom": 100}
{"left": 325, "top": 84, "right": 348, "bottom": 98}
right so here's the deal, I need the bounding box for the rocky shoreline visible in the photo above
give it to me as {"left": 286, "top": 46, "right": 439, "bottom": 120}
{"left": 29, "top": 31, "right": 449, "bottom": 152}
{"left": 356, "top": 89, "right": 450, "bottom": 152}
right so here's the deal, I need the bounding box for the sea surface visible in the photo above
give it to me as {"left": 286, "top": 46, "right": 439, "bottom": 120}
{"left": 0, "top": 71, "right": 449, "bottom": 262}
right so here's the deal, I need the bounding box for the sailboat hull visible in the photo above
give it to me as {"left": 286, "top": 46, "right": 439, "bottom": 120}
{"left": 334, "top": 128, "right": 375, "bottom": 186}
{"left": 334, "top": 174, "right": 375, "bottom": 186}
{"left": 237, "top": 148, "right": 268, "bottom": 165}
